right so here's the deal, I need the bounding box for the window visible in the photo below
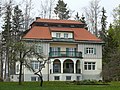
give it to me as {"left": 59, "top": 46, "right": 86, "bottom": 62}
{"left": 31, "top": 61, "right": 39, "bottom": 69}
{"left": 66, "top": 76, "right": 71, "bottom": 80}
{"left": 76, "top": 76, "right": 80, "bottom": 81}
{"left": 56, "top": 33, "right": 61, "bottom": 38}
{"left": 66, "top": 48, "right": 76, "bottom": 56}
{"left": 53, "top": 64, "right": 61, "bottom": 73}
{"left": 16, "top": 64, "right": 19, "bottom": 72}
{"left": 64, "top": 33, "right": 68, "bottom": 38}
{"left": 85, "top": 48, "right": 96, "bottom": 54}
{"left": 50, "top": 47, "right": 60, "bottom": 56}
{"left": 31, "top": 77, "right": 36, "bottom": 81}
{"left": 54, "top": 76, "right": 60, "bottom": 80}
{"left": 84, "top": 62, "right": 96, "bottom": 70}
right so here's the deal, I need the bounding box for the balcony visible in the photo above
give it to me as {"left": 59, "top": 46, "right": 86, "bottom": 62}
{"left": 49, "top": 51, "right": 82, "bottom": 58}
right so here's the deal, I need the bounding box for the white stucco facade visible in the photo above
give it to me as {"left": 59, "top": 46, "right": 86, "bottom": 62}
{"left": 11, "top": 42, "right": 102, "bottom": 82}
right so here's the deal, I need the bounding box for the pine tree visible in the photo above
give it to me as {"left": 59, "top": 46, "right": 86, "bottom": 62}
{"left": 2, "top": 1, "right": 12, "bottom": 81}
{"left": 80, "top": 14, "right": 88, "bottom": 30}
{"left": 80, "top": 14, "right": 86, "bottom": 24}
{"left": 54, "top": 0, "right": 70, "bottom": 20}
{"left": 12, "top": 5, "right": 24, "bottom": 42}
{"left": 102, "top": 5, "right": 120, "bottom": 81}
{"left": 99, "top": 7, "right": 107, "bottom": 41}
{"left": 75, "top": 12, "right": 80, "bottom": 21}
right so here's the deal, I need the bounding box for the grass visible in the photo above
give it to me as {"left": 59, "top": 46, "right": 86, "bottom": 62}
{"left": 0, "top": 81, "right": 120, "bottom": 90}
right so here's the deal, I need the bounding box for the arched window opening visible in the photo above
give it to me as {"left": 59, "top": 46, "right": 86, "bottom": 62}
{"left": 53, "top": 59, "right": 61, "bottom": 73}
{"left": 63, "top": 59, "right": 74, "bottom": 73}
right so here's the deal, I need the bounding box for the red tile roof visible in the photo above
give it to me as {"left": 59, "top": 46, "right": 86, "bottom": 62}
{"left": 35, "top": 18, "right": 83, "bottom": 24}
{"left": 23, "top": 26, "right": 52, "bottom": 39}
{"left": 23, "top": 26, "right": 101, "bottom": 41}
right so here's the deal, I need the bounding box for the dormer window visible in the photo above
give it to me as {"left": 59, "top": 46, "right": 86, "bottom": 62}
{"left": 56, "top": 33, "right": 61, "bottom": 38}
{"left": 64, "top": 33, "right": 68, "bottom": 38}
{"left": 52, "top": 31, "right": 73, "bottom": 40}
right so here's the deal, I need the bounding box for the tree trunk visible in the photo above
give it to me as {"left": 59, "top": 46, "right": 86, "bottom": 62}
{"left": 40, "top": 76, "right": 43, "bottom": 87}
{"left": 19, "top": 61, "right": 23, "bottom": 85}
{"left": 35, "top": 73, "right": 43, "bottom": 87}
{"left": 0, "top": 59, "right": 3, "bottom": 78}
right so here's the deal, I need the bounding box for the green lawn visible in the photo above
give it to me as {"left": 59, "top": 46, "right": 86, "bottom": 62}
{"left": 0, "top": 81, "right": 120, "bottom": 90}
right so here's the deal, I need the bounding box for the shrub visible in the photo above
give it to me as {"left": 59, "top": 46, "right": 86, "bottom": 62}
{"left": 0, "top": 77, "right": 3, "bottom": 82}
{"left": 76, "top": 80, "right": 98, "bottom": 85}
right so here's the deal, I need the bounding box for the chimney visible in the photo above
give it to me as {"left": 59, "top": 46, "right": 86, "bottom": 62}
{"left": 36, "top": 17, "right": 41, "bottom": 20}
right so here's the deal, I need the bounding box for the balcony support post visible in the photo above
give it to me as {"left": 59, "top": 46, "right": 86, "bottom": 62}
{"left": 61, "top": 62, "right": 63, "bottom": 73}
{"left": 74, "top": 62, "right": 76, "bottom": 74}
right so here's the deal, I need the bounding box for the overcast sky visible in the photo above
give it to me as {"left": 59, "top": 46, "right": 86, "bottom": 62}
{"left": 63, "top": 0, "right": 120, "bottom": 22}
{"left": 0, "top": 0, "right": 120, "bottom": 31}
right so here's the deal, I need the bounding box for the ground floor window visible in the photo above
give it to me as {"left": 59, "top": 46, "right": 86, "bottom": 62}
{"left": 63, "top": 60, "right": 74, "bottom": 73}
{"left": 54, "top": 76, "right": 60, "bottom": 80}
{"left": 66, "top": 76, "right": 71, "bottom": 80}
{"left": 76, "top": 76, "right": 80, "bottom": 81}
{"left": 84, "top": 62, "right": 96, "bottom": 70}
{"left": 31, "top": 77, "right": 37, "bottom": 81}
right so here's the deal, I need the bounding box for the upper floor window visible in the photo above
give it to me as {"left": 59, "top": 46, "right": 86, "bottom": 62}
{"left": 84, "top": 62, "right": 96, "bottom": 70}
{"left": 85, "top": 47, "right": 96, "bottom": 54}
{"left": 52, "top": 32, "right": 73, "bottom": 39}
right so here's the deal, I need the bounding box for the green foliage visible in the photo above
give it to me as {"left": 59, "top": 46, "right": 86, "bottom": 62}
{"left": 0, "top": 77, "right": 3, "bottom": 82}
{"left": 12, "top": 5, "right": 24, "bottom": 41}
{"left": 99, "top": 7, "right": 107, "bottom": 41}
{"left": 102, "top": 4, "right": 120, "bottom": 81}
{"left": 2, "top": 2, "right": 12, "bottom": 43}
{"left": 54, "top": 0, "right": 70, "bottom": 20}
{"left": 74, "top": 12, "right": 80, "bottom": 21}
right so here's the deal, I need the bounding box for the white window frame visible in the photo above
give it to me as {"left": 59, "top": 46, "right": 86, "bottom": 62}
{"left": 31, "top": 77, "right": 37, "bottom": 81}
{"left": 84, "top": 62, "right": 96, "bottom": 70}
{"left": 64, "top": 33, "right": 69, "bottom": 38}
{"left": 67, "top": 48, "right": 76, "bottom": 56}
{"left": 56, "top": 33, "right": 61, "bottom": 38}
{"left": 31, "top": 61, "right": 39, "bottom": 69}
{"left": 51, "top": 47, "right": 60, "bottom": 56}
{"left": 85, "top": 47, "right": 96, "bottom": 54}
{"left": 54, "top": 76, "right": 60, "bottom": 80}
{"left": 66, "top": 76, "right": 71, "bottom": 80}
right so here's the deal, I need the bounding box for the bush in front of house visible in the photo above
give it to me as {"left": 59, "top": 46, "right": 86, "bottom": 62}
{"left": 76, "top": 80, "right": 98, "bottom": 85}
{"left": 0, "top": 77, "right": 3, "bottom": 82}
{"left": 74, "top": 80, "right": 109, "bottom": 85}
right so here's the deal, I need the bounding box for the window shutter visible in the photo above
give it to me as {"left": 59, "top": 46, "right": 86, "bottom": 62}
{"left": 58, "top": 47, "right": 60, "bottom": 56}
{"left": 49, "top": 47, "right": 52, "bottom": 56}
{"left": 74, "top": 48, "right": 77, "bottom": 56}
{"left": 84, "top": 48, "right": 87, "bottom": 54}
{"left": 66, "top": 48, "right": 69, "bottom": 56}
{"left": 58, "top": 47, "right": 60, "bottom": 51}
{"left": 50, "top": 47, "right": 52, "bottom": 51}
{"left": 94, "top": 48, "right": 96, "bottom": 55}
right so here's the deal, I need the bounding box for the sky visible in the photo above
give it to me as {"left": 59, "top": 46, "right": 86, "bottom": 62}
{"left": 0, "top": 0, "right": 120, "bottom": 31}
